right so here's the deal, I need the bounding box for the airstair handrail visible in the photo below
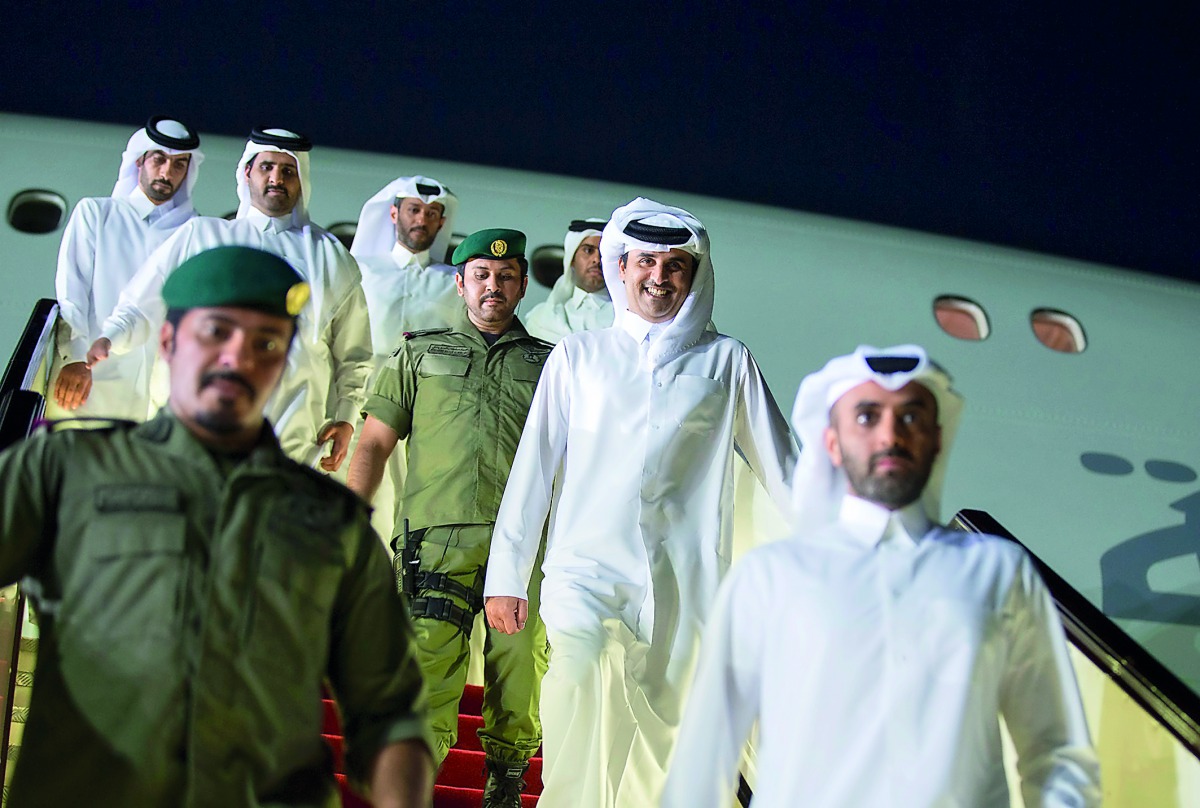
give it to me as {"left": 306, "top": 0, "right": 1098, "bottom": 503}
{"left": 952, "top": 508, "right": 1200, "bottom": 759}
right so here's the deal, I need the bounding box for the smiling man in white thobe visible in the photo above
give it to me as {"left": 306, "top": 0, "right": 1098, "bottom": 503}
{"left": 51, "top": 116, "right": 204, "bottom": 422}
{"left": 523, "top": 218, "right": 613, "bottom": 343}
{"left": 86, "top": 128, "right": 373, "bottom": 472}
{"left": 663, "top": 345, "right": 1101, "bottom": 808}
{"left": 483, "top": 198, "right": 798, "bottom": 807}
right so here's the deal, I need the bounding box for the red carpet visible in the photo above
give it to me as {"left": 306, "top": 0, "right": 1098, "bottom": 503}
{"left": 324, "top": 684, "right": 543, "bottom": 806}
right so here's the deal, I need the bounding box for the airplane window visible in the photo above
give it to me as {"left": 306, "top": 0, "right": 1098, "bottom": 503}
{"left": 933, "top": 296, "right": 989, "bottom": 341}
{"left": 1031, "top": 309, "right": 1086, "bottom": 353}
{"left": 7, "top": 190, "right": 67, "bottom": 235}
{"left": 326, "top": 221, "right": 356, "bottom": 252}
{"left": 444, "top": 232, "right": 467, "bottom": 265}
{"left": 531, "top": 245, "right": 565, "bottom": 290}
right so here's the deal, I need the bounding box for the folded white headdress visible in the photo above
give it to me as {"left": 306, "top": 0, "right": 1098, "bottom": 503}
{"left": 791, "top": 344, "right": 964, "bottom": 531}
{"left": 350, "top": 175, "right": 459, "bottom": 262}
{"left": 111, "top": 116, "right": 204, "bottom": 211}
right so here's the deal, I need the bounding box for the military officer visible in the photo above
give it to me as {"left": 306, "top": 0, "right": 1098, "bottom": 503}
{"left": 348, "top": 229, "right": 551, "bottom": 808}
{"left": 0, "top": 246, "right": 433, "bottom": 807}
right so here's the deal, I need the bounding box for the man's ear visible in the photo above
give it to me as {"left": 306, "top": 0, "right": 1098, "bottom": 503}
{"left": 823, "top": 425, "right": 843, "bottom": 468}
{"left": 159, "top": 321, "right": 176, "bottom": 361}
{"left": 618, "top": 255, "right": 627, "bottom": 280}
{"left": 389, "top": 205, "right": 399, "bottom": 225}
{"left": 455, "top": 271, "right": 465, "bottom": 298}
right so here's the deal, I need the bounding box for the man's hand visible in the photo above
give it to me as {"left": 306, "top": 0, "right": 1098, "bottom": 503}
{"left": 318, "top": 421, "right": 354, "bottom": 472}
{"left": 53, "top": 362, "right": 93, "bottom": 410}
{"left": 485, "top": 596, "right": 528, "bottom": 635}
{"left": 86, "top": 337, "right": 111, "bottom": 367}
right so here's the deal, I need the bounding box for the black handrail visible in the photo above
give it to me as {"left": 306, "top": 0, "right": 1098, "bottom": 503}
{"left": 953, "top": 508, "right": 1200, "bottom": 758}
{"left": 0, "top": 298, "right": 56, "bottom": 398}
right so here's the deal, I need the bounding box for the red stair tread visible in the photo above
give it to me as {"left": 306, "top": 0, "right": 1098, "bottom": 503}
{"left": 434, "top": 784, "right": 539, "bottom": 808}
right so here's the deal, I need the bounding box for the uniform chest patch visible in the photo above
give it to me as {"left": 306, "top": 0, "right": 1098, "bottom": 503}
{"left": 94, "top": 485, "right": 182, "bottom": 513}
{"left": 522, "top": 349, "right": 550, "bottom": 364}
{"left": 427, "top": 344, "right": 471, "bottom": 358}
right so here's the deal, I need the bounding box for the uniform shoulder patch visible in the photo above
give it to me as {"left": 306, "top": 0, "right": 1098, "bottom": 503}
{"left": 403, "top": 327, "right": 452, "bottom": 340}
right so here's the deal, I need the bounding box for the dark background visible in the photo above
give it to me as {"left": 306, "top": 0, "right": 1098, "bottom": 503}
{"left": 2, "top": 4, "right": 1195, "bottom": 281}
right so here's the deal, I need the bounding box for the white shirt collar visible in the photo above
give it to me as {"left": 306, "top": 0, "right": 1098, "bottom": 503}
{"left": 838, "top": 495, "right": 932, "bottom": 549}
{"left": 127, "top": 187, "right": 176, "bottom": 223}
{"left": 619, "top": 311, "right": 673, "bottom": 345}
{"left": 569, "top": 284, "right": 609, "bottom": 310}
{"left": 390, "top": 241, "right": 431, "bottom": 269}
{"left": 244, "top": 205, "right": 297, "bottom": 233}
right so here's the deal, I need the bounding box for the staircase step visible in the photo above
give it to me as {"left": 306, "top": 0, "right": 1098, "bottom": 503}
{"left": 324, "top": 734, "right": 345, "bottom": 773}
{"left": 440, "top": 748, "right": 543, "bottom": 795}
{"left": 322, "top": 698, "right": 340, "bottom": 735}
{"left": 335, "top": 774, "right": 373, "bottom": 808}
{"left": 459, "top": 683, "right": 484, "bottom": 716}
{"left": 434, "top": 783, "right": 539, "bottom": 808}
{"left": 454, "top": 714, "right": 484, "bottom": 752}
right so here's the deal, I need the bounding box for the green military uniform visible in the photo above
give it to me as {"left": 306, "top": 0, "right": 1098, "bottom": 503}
{"left": 363, "top": 300, "right": 552, "bottom": 767}
{"left": 0, "top": 410, "right": 432, "bottom": 808}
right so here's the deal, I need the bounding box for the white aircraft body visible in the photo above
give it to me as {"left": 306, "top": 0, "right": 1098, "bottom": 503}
{"left": 2, "top": 112, "right": 1198, "bottom": 803}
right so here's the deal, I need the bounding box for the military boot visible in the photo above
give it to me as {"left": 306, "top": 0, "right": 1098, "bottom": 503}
{"left": 482, "top": 758, "right": 529, "bottom": 808}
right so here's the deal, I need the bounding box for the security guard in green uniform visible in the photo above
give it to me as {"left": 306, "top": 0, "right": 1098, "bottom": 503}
{"left": 0, "top": 246, "right": 434, "bottom": 807}
{"left": 349, "top": 229, "right": 551, "bottom": 807}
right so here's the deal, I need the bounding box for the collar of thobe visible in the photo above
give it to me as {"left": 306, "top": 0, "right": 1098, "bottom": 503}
{"left": 838, "top": 495, "right": 931, "bottom": 549}
{"left": 619, "top": 311, "right": 671, "bottom": 346}
{"left": 390, "top": 241, "right": 431, "bottom": 270}
{"left": 126, "top": 187, "right": 177, "bottom": 223}
{"left": 244, "top": 205, "right": 298, "bottom": 234}
{"left": 568, "top": 284, "right": 609, "bottom": 310}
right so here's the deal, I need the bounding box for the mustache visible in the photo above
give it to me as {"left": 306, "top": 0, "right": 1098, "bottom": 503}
{"left": 265, "top": 184, "right": 289, "bottom": 195}
{"left": 870, "top": 447, "right": 914, "bottom": 467}
{"left": 481, "top": 291, "right": 506, "bottom": 303}
{"left": 200, "top": 370, "right": 256, "bottom": 397}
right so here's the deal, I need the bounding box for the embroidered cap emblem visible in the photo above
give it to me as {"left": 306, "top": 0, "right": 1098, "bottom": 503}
{"left": 286, "top": 282, "right": 311, "bottom": 316}
{"left": 490, "top": 239, "right": 508, "bottom": 257}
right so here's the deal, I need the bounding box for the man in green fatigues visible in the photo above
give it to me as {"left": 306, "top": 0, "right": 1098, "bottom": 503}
{"left": 348, "top": 229, "right": 552, "bottom": 808}
{"left": 0, "top": 246, "right": 434, "bottom": 808}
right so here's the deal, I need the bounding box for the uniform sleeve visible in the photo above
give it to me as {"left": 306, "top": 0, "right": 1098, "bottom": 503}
{"left": 327, "top": 509, "right": 434, "bottom": 784}
{"left": 1000, "top": 553, "right": 1102, "bottom": 806}
{"left": 361, "top": 344, "right": 417, "bottom": 439}
{"left": 662, "top": 556, "right": 765, "bottom": 808}
{"left": 0, "top": 435, "right": 60, "bottom": 586}
{"left": 732, "top": 347, "right": 800, "bottom": 522}
{"left": 54, "top": 202, "right": 101, "bottom": 363}
{"left": 326, "top": 255, "right": 374, "bottom": 426}
{"left": 99, "top": 222, "right": 190, "bottom": 355}
{"left": 484, "top": 343, "right": 571, "bottom": 598}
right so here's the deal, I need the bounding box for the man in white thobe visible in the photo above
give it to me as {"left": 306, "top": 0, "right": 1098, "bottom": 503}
{"left": 663, "top": 345, "right": 1101, "bottom": 808}
{"left": 349, "top": 175, "right": 461, "bottom": 539}
{"left": 523, "top": 218, "right": 613, "bottom": 343}
{"left": 87, "top": 128, "right": 372, "bottom": 471}
{"left": 51, "top": 116, "right": 204, "bottom": 421}
{"left": 483, "top": 198, "right": 798, "bottom": 808}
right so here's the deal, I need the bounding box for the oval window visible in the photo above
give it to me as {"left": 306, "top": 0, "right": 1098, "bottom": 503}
{"left": 933, "top": 296, "right": 990, "bottom": 341}
{"left": 530, "top": 244, "right": 565, "bottom": 289}
{"left": 7, "top": 190, "right": 67, "bottom": 235}
{"left": 1031, "top": 309, "right": 1086, "bottom": 353}
{"left": 326, "top": 221, "right": 357, "bottom": 252}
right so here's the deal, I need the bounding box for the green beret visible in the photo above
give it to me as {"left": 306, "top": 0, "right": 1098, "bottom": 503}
{"left": 452, "top": 228, "right": 527, "bottom": 265}
{"left": 162, "top": 246, "right": 309, "bottom": 317}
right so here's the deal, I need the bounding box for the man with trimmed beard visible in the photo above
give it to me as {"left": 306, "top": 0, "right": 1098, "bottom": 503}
{"left": 483, "top": 198, "right": 797, "bottom": 807}
{"left": 349, "top": 176, "right": 461, "bottom": 538}
{"left": 86, "top": 128, "right": 372, "bottom": 472}
{"left": 51, "top": 116, "right": 204, "bottom": 421}
{"left": 348, "top": 229, "right": 551, "bottom": 808}
{"left": 663, "top": 345, "right": 1100, "bottom": 808}
{"left": 0, "top": 246, "right": 433, "bottom": 807}
{"left": 523, "top": 218, "right": 612, "bottom": 342}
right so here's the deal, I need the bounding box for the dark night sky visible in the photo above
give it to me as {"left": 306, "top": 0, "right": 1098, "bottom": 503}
{"left": 2, "top": 4, "right": 1196, "bottom": 281}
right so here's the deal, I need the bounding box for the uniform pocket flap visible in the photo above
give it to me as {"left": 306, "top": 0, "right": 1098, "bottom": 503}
{"left": 94, "top": 484, "right": 183, "bottom": 514}
{"left": 419, "top": 352, "right": 471, "bottom": 377}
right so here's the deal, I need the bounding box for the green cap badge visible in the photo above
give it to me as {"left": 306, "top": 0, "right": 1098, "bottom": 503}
{"left": 452, "top": 228, "right": 527, "bottom": 265}
{"left": 162, "top": 246, "right": 308, "bottom": 317}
